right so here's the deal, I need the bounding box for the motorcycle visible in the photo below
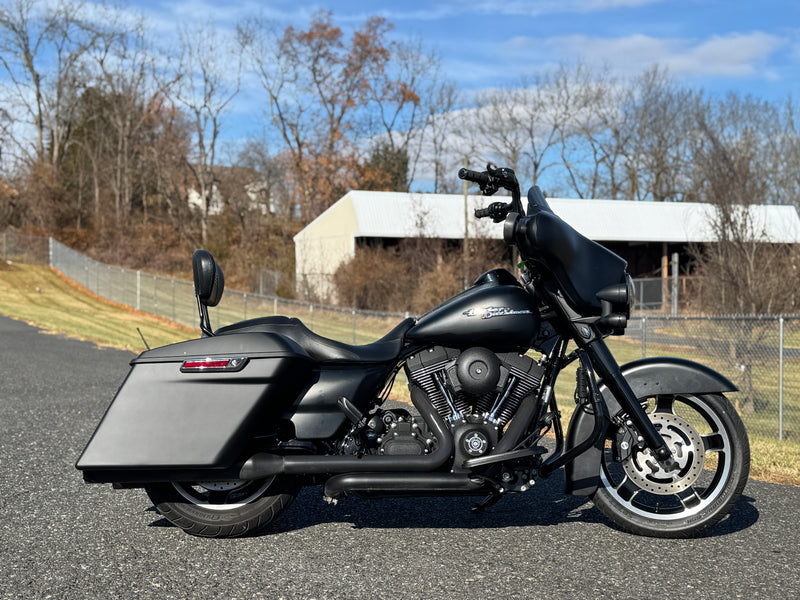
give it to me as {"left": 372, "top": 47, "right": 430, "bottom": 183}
{"left": 77, "top": 164, "right": 750, "bottom": 538}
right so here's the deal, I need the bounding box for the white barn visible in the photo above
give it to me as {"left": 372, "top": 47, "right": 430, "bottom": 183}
{"left": 294, "top": 190, "right": 800, "bottom": 301}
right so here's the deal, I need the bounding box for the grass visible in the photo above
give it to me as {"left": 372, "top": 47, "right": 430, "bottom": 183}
{"left": 0, "top": 263, "right": 194, "bottom": 352}
{"left": 1, "top": 261, "right": 796, "bottom": 486}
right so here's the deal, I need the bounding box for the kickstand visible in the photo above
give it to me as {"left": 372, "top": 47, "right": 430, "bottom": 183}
{"left": 472, "top": 490, "right": 503, "bottom": 513}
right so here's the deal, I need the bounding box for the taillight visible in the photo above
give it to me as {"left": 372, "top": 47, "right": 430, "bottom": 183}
{"left": 180, "top": 357, "right": 249, "bottom": 373}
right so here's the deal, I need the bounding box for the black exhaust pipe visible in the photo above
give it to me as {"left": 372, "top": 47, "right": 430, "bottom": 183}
{"left": 239, "top": 384, "right": 454, "bottom": 479}
{"left": 323, "top": 472, "right": 490, "bottom": 499}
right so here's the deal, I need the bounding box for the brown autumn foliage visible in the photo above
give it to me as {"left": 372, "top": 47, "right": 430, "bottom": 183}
{"left": 332, "top": 245, "right": 414, "bottom": 311}
{"left": 0, "top": 177, "right": 19, "bottom": 227}
{"left": 240, "top": 9, "right": 432, "bottom": 220}
{"left": 333, "top": 237, "right": 509, "bottom": 314}
{"left": 411, "top": 261, "right": 463, "bottom": 313}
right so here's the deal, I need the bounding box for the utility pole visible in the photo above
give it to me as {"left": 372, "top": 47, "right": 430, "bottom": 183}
{"left": 463, "top": 157, "right": 469, "bottom": 290}
{"left": 671, "top": 252, "right": 679, "bottom": 316}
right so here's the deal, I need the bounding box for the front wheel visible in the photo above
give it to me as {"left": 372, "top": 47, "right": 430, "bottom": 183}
{"left": 591, "top": 393, "right": 749, "bottom": 538}
{"left": 145, "top": 476, "right": 299, "bottom": 538}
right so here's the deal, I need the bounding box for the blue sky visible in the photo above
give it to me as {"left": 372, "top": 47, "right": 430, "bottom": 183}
{"left": 120, "top": 0, "right": 800, "bottom": 152}
{"left": 3, "top": 0, "right": 797, "bottom": 172}
{"left": 132, "top": 0, "right": 798, "bottom": 98}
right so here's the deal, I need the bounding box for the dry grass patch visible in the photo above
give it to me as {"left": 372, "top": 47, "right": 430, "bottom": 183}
{"left": 0, "top": 263, "right": 194, "bottom": 352}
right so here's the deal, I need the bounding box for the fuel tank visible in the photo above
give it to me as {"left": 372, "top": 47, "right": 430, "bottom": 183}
{"left": 406, "top": 269, "right": 540, "bottom": 351}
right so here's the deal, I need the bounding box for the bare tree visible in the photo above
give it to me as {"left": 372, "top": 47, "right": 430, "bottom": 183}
{"left": 555, "top": 65, "right": 630, "bottom": 199}
{"left": 474, "top": 87, "right": 526, "bottom": 176}
{"left": 475, "top": 66, "right": 588, "bottom": 189}
{"left": 359, "top": 37, "right": 445, "bottom": 190}
{"left": 90, "top": 15, "right": 163, "bottom": 224}
{"left": 0, "top": 0, "right": 102, "bottom": 169}
{"left": 137, "top": 94, "right": 194, "bottom": 234}
{"left": 62, "top": 86, "right": 109, "bottom": 225}
{"left": 690, "top": 94, "right": 797, "bottom": 315}
{"left": 424, "top": 79, "right": 460, "bottom": 193}
{"left": 757, "top": 98, "right": 800, "bottom": 210}
{"left": 237, "top": 138, "right": 292, "bottom": 218}
{"left": 686, "top": 96, "right": 796, "bottom": 413}
{"left": 618, "top": 67, "right": 700, "bottom": 202}
{"left": 0, "top": 105, "right": 13, "bottom": 173}
{"left": 172, "top": 23, "right": 241, "bottom": 244}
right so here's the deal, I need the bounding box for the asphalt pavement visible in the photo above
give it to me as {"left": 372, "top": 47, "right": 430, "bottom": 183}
{"left": 1, "top": 313, "right": 798, "bottom": 600}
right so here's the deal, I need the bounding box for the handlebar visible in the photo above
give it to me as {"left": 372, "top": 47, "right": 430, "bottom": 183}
{"left": 459, "top": 163, "right": 524, "bottom": 220}
{"left": 458, "top": 168, "right": 490, "bottom": 186}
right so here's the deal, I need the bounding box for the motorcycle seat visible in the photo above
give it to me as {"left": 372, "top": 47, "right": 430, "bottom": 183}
{"left": 215, "top": 316, "right": 416, "bottom": 363}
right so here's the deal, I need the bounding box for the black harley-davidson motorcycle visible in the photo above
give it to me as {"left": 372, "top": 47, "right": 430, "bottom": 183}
{"left": 77, "top": 165, "right": 750, "bottom": 538}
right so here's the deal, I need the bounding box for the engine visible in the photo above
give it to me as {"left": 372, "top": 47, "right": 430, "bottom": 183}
{"left": 405, "top": 346, "right": 544, "bottom": 427}
{"left": 338, "top": 407, "right": 437, "bottom": 457}
{"left": 404, "top": 346, "right": 545, "bottom": 463}
{"left": 337, "top": 346, "right": 544, "bottom": 463}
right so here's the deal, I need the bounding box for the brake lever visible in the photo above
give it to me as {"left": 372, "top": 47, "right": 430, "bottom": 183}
{"left": 481, "top": 181, "right": 499, "bottom": 196}
{"left": 486, "top": 164, "right": 517, "bottom": 187}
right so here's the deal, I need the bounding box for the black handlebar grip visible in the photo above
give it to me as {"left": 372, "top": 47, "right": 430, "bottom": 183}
{"left": 475, "top": 201, "right": 511, "bottom": 221}
{"left": 458, "top": 168, "right": 490, "bottom": 185}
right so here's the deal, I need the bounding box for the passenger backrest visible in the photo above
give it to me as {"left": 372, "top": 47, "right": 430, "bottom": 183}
{"left": 192, "top": 249, "right": 225, "bottom": 307}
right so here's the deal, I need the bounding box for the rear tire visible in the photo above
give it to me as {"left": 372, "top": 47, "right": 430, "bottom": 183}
{"left": 591, "top": 393, "right": 749, "bottom": 538}
{"left": 145, "top": 476, "right": 299, "bottom": 538}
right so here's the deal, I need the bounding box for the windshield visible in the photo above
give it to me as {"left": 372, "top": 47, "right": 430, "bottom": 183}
{"left": 526, "top": 186, "right": 552, "bottom": 215}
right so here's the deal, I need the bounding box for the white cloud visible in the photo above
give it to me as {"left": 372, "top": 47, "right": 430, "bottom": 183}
{"left": 473, "top": 0, "right": 664, "bottom": 16}
{"left": 505, "top": 31, "right": 787, "bottom": 79}
{"left": 666, "top": 32, "right": 783, "bottom": 76}
{"left": 340, "top": 0, "right": 666, "bottom": 22}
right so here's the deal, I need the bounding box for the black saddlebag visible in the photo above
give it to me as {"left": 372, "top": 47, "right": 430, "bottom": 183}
{"left": 76, "top": 332, "right": 311, "bottom": 482}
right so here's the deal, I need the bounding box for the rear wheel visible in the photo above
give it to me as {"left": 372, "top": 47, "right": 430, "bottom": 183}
{"left": 145, "top": 476, "right": 299, "bottom": 538}
{"left": 591, "top": 393, "right": 749, "bottom": 538}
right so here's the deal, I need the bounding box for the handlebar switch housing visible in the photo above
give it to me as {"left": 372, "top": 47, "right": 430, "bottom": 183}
{"left": 503, "top": 212, "right": 520, "bottom": 246}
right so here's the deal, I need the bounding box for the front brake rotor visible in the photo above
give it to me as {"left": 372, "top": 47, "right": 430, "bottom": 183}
{"left": 622, "top": 412, "right": 705, "bottom": 495}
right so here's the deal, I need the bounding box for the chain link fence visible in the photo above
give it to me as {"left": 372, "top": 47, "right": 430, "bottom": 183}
{"left": 2, "top": 231, "right": 50, "bottom": 265}
{"left": 633, "top": 275, "right": 703, "bottom": 313}
{"left": 3, "top": 231, "right": 797, "bottom": 444}
{"left": 621, "top": 316, "right": 800, "bottom": 444}
{"left": 45, "top": 236, "right": 409, "bottom": 345}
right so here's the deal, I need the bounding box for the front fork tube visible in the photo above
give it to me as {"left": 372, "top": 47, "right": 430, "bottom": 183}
{"left": 582, "top": 339, "right": 676, "bottom": 467}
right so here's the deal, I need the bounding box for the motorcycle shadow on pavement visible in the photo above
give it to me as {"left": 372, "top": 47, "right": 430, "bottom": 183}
{"left": 147, "top": 472, "right": 759, "bottom": 538}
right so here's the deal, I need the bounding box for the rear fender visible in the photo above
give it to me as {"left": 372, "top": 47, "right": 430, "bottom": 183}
{"left": 564, "top": 357, "right": 737, "bottom": 496}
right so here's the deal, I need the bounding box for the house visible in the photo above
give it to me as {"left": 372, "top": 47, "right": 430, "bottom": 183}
{"left": 186, "top": 166, "right": 282, "bottom": 217}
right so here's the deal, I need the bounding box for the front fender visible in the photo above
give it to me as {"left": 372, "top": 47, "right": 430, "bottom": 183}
{"left": 565, "top": 357, "right": 737, "bottom": 496}
{"left": 599, "top": 357, "right": 737, "bottom": 417}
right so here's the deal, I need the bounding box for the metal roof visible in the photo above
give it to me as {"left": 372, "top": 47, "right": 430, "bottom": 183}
{"left": 295, "top": 190, "right": 800, "bottom": 244}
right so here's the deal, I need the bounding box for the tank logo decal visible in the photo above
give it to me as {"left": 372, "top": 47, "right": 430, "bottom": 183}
{"left": 462, "top": 306, "right": 533, "bottom": 320}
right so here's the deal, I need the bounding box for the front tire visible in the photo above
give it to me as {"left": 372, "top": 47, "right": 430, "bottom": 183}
{"left": 145, "top": 476, "right": 299, "bottom": 538}
{"left": 591, "top": 393, "right": 749, "bottom": 538}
